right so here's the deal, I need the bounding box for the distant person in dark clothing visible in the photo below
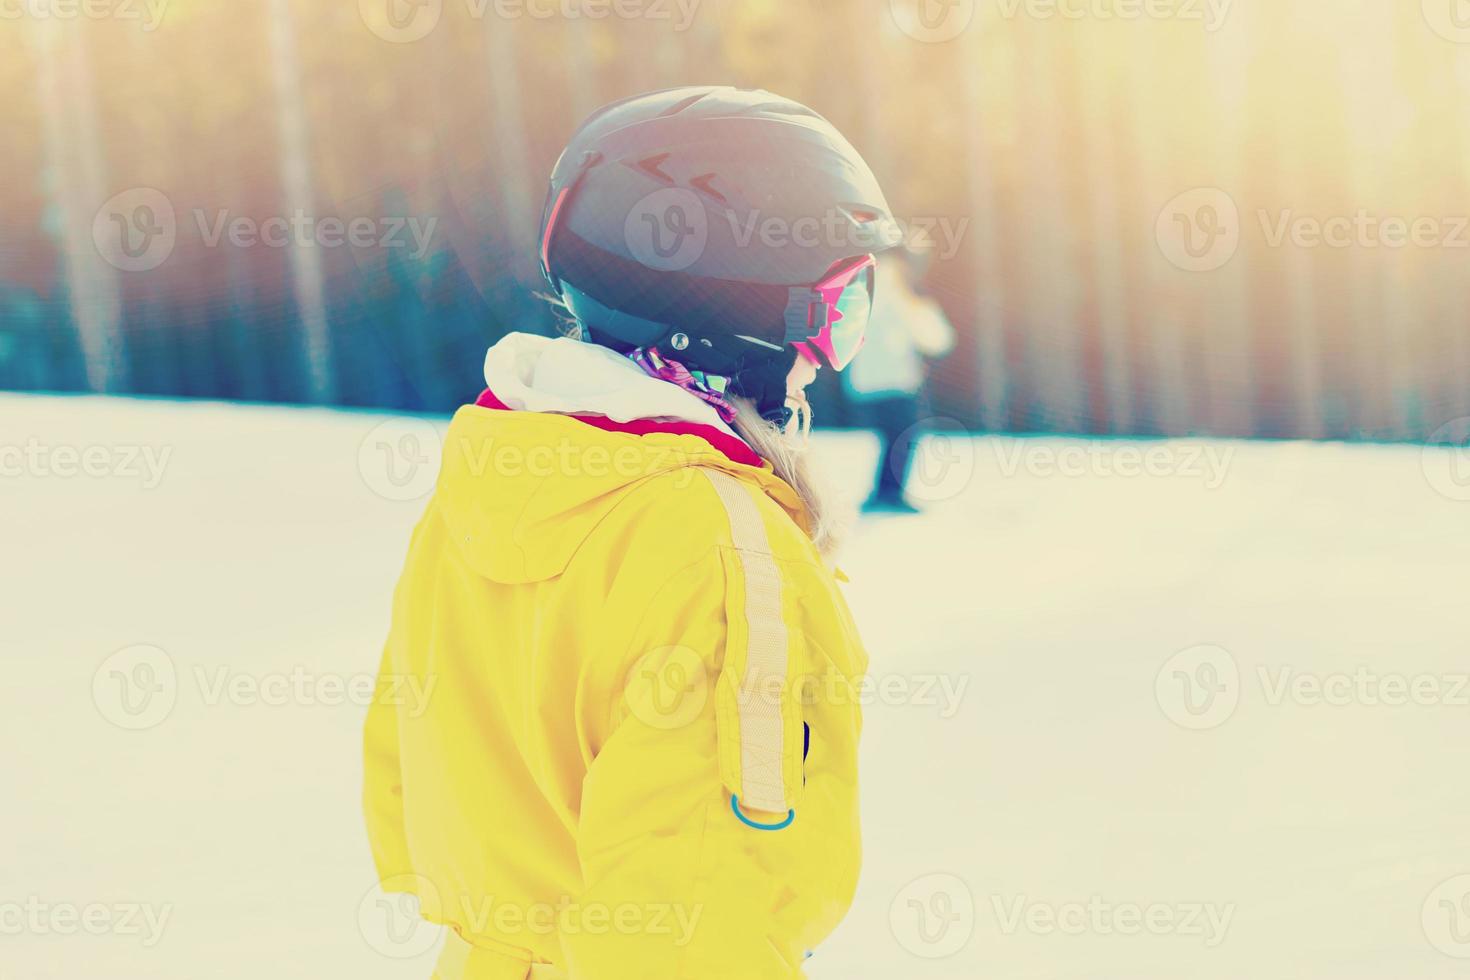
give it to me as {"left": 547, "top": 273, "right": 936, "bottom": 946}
{"left": 843, "top": 244, "right": 955, "bottom": 514}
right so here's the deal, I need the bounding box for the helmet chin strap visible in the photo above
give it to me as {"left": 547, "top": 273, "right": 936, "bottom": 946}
{"left": 761, "top": 403, "right": 794, "bottom": 431}
{"left": 784, "top": 392, "right": 813, "bottom": 443}
{"left": 731, "top": 347, "right": 801, "bottom": 432}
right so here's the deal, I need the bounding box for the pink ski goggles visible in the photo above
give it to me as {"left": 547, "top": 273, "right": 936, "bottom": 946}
{"left": 791, "top": 254, "right": 876, "bottom": 371}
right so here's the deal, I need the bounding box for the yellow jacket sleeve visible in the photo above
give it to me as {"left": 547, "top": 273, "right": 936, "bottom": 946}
{"left": 363, "top": 637, "right": 413, "bottom": 885}
{"left": 564, "top": 527, "right": 865, "bottom": 979}
{"left": 364, "top": 517, "right": 426, "bottom": 886}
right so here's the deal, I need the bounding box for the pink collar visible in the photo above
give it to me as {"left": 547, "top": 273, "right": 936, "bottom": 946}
{"left": 472, "top": 387, "right": 764, "bottom": 469}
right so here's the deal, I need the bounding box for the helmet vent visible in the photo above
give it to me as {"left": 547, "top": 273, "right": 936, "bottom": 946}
{"left": 634, "top": 153, "right": 675, "bottom": 183}
{"left": 658, "top": 92, "right": 710, "bottom": 117}
{"left": 752, "top": 102, "right": 822, "bottom": 120}
{"left": 689, "top": 174, "right": 727, "bottom": 204}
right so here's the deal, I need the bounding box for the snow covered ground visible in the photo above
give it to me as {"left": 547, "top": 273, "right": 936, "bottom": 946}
{"left": 5, "top": 393, "right": 1470, "bottom": 980}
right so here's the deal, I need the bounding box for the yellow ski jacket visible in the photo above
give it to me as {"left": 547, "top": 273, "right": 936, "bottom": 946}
{"left": 364, "top": 336, "right": 868, "bottom": 979}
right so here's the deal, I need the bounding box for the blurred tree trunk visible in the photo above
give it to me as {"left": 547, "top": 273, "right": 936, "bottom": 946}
{"left": 30, "top": 18, "right": 125, "bottom": 393}
{"left": 1449, "top": 56, "right": 1470, "bottom": 430}
{"left": 1334, "top": 6, "right": 1392, "bottom": 438}
{"left": 1238, "top": 11, "right": 1292, "bottom": 439}
{"left": 1205, "top": 14, "right": 1262, "bottom": 438}
{"left": 1013, "top": 23, "right": 1084, "bottom": 432}
{"left": 563, "top": 20, "right": 599, "bottom": 123}
{"left": 652, "top": 20, "right": 684, "bottom": 86}
{"left": 1261, "top": 3, "right": 1324, "bottom": 441}
{"left": 961, "top": 31, "right": 1010, "bottom": 433}
{"left": 1017, "top": 25, "right": 1087, "bottom": 431}
{"left": 267, "top": 0, "right": 334, "bottom": 403}
{"left": 1121, "top": 29, "right": 1185, "bottom": 435}
{"left": 1385, "top": 7, "right": 1446, "bottom": 440}
{"left": 1372, "top": 8, "right": 1422, "bottom": 440}
{"left": 1074, "top": 31, "right": 1132, "bottom": 434}
{"left": 484, "top": 18, "right": 535, "bottom": 279}
{"left": 1052, "top": 28, "right": 1105, "bottom": 434}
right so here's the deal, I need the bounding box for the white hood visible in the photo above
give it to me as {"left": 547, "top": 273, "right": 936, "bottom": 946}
{"left": 482, "top": 332, "right": 740, "bottom": 437}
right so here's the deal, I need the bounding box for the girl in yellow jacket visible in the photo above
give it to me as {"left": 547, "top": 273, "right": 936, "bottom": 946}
{"left": 364, "top": 86, "right": 901, "bottom": 979}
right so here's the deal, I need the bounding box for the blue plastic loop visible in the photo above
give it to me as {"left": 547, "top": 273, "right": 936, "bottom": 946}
{"left": 731, "top": 795, "right": 796, "bottom": 831}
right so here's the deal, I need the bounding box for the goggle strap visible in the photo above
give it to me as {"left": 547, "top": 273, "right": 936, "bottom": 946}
{"left": 781, "top": 286, "right": 826, "bottom": 346}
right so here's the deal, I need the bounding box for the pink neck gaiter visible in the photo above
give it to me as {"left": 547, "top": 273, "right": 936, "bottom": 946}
{"left": 626, "top": 347, "right": 738, "bottom": 424}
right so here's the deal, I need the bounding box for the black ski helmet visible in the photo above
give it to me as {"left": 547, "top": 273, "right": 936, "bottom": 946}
{"left": 538, "top": 85, "right": 901, "bottom": 423}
